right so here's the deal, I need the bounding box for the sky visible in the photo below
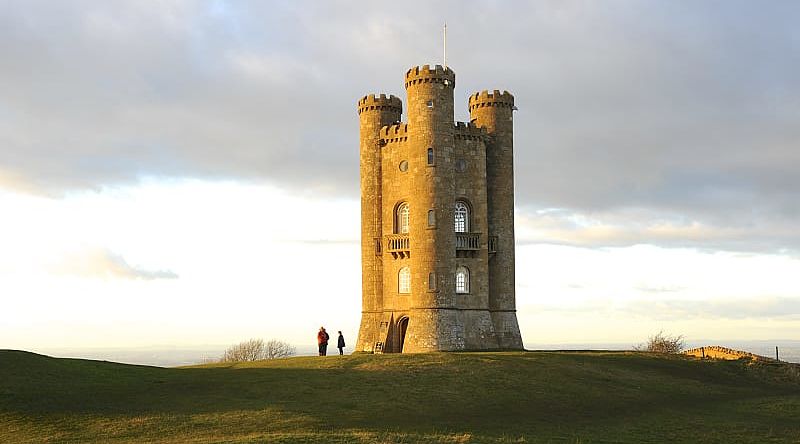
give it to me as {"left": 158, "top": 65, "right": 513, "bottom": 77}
{"left": 1, "top": 0, "right": 799, "bottom": 351}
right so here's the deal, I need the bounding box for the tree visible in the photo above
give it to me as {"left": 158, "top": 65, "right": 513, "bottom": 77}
{"left": 635, "top": 331, "right": 685, "bottom": 354}
{"left": 266, "top": 339, "right": 296, "bottom": 359}
{"left": 220, "top": 338, "right": 265, "bottom": 362}
{"left": 219, "top": 338, "right": 296, "bottom": 363}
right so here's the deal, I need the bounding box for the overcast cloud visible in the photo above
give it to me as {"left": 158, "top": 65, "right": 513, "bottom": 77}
{"left": 1, "top": 0, "right": 798, "bottom": 253}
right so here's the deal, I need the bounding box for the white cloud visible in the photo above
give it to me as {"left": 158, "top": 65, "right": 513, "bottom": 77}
{"left": 51, "top": 248, "right": 178, "bottom": 280}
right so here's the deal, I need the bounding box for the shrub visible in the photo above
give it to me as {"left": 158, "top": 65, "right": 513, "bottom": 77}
{"left": 635, "top": 331, "right": 685, "bottom": 354}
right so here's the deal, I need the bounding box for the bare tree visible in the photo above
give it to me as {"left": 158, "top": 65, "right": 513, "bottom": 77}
{"left": 220, "top": 338, "right": 265, "bottom": 362}
{"left": 265, "top": 339, "right": 296, "bottom": 359}
{"left": 635, "top": 331, "right": 685, "bottom": 354}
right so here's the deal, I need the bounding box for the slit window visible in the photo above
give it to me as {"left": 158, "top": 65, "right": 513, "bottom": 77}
{"left": 427, "top": 148, "right": 434, "bottom": 165}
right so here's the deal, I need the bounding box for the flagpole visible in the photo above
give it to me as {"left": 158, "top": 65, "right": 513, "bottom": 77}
{"left": 443, "top": 23, "right": 447, "bottom": 68}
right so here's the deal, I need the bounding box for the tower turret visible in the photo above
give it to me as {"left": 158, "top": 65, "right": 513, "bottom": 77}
{"left": 469, "top": 90, "right": 523, "bottom": 349}
{"left": 356, "top": 94, "right": 402, "bottom": 352}
{"left": 402, "top": 65, "right": 461, "bottom": 352}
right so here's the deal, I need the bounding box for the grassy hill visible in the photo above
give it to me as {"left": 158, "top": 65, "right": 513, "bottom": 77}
{"left": 1, "top": 350, "right": 799, "bottom": 443}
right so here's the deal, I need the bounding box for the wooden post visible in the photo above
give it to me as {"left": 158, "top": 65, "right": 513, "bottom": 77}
{"left": 776, "top": 346, "right": 779, "bottom": 362}
{"left": 701, "top": 347, "right": 705, "bottom": 358}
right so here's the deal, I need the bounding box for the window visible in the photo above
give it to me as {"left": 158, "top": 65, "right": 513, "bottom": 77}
{"left": 396, "top": 202, "right": 410, "bottom": 234}
{"left": 428, "top": 272, "right": 437, "bottom": 290}
{"left": 454, "top": 201, "right": 469, "bottom": 233}
{"left": 427, "top": 148, "right": 434, "bottom": 165}
{"left": 399, "top": 160, "right": 408, "bottom": 172}
{"left": 399, "top": 266, "right": 411, "bottom": 294}
{"left": 426, "top": 100, "right": 433, "bottom": 109}
{"left": 455, "top": 266, "right": 470, "bottom": 293}
{"left": 427, "top": 209, "right": 435, "bottom": 227}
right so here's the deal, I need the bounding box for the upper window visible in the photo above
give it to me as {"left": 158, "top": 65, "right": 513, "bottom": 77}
{"left": 396, "top": 202, "right": 410, "bottom": 234}
{"left": 427, "top": 148, "right": 434, "bottom": 165}
{"left": 399, "top": 266, "right": 411, "bottom": 294}
{"left": 456, "top": 266, "right": 470, "bottom": 294}
{"left": 454, "top": 201, "right": 469, "bottom": 233}
{"left": 427, "top": 209, "right": 436, "bottom": 227}
{"left": 426, "top": 100, "right": 434, "bottom": 109}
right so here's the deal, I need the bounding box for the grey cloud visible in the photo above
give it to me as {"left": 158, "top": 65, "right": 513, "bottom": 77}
{"left": 622, "top": 297, "right": 800, "bottom": 321}
{"left": 522, "top": 296, "right": 800, "bottom": 322}
{"left": 1, "top": 1, "right": 799, "bottom": 253}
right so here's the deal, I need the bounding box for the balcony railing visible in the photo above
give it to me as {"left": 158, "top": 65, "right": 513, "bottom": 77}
{"left": 455, "top": 232, "right": 481, "bottom": 250}
{"left": 385, "top": 234, "right": 410, "bottom": 258}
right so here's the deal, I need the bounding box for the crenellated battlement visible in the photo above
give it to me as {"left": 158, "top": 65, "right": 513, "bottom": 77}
{"left": 468, "top": 90, "right": 515, "bottom": 112}
{"left": 379, "top": 123, "right": 409, "bottom": 144}
{"left": 404, "top": 64, "right": 455, "bottom": 89}
{"left": 454, "top": 121, "right": 487, "bottom": 141}
{"left": 357, "top": 94, "right": 403, "bottom": 115}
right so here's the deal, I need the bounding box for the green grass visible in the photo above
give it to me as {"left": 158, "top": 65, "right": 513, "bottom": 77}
{"left": 1, "top": 350, "right": 799, "bottom": 443}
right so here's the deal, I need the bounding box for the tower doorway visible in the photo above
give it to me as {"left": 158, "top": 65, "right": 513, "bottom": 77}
{"left": 397, "top": 317, "right": 409, "bottom": 353}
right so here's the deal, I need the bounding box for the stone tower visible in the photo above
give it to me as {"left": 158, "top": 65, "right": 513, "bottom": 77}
{"left": 355, "top": 64, "right": 523, "bottom": 353}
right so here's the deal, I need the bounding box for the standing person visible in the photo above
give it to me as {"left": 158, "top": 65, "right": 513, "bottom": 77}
{"left": 337, "top": 331, "right": 346, "bottom": 355}
{"left": 317, "top": 327, "right": 329, "bottom": 356}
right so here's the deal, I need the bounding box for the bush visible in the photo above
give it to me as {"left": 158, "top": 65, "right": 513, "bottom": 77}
{"left": 635, "top": 331, "right": 685, "bottom": 354}
{"left": 220, "top": 338, "right": 296, "bottom": 363}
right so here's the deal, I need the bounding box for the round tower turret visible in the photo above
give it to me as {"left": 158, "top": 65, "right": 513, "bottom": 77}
{"left": 402, "top": 65, "right": 461, "bottom": 352}
{"left": 356, "top": 94, "right": 402, "bottom": 353}
{"left": 469, "top": 89, "right": 522, "bottom": 350}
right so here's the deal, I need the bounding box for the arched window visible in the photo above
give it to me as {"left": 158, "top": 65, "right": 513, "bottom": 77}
{"left": 454, "top": 201, "right": 469, "bottom": 233}
{"left": 427, "top": 209, "right": 436, "bottom": 227}
{"left": 427, "top": 148, "right": 434, "bottom": 165}
{"left": 455, "top": 266, "right": 470, "bottom": 294}
{"left": 398, "top": 266, "right": 411, "bottom": 294}
{"left": 396, "top": 202, "right": 409, "bottom": 234}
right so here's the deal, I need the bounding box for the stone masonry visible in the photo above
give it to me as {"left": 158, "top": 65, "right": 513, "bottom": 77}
{"left": 356, "top": 64, "right": 524, "bottom": 353}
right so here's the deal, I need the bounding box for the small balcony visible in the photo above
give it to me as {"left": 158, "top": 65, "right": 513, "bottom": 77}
{"left": 455, "top": 232, "right": 481, "bottom": 250}
{"left": 385, "top": 234, "right": 410, "bottom": 259}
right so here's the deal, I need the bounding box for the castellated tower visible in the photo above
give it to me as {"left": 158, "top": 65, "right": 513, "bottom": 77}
{"left": 356, "top": 65, "right": 524, "bottom": 353}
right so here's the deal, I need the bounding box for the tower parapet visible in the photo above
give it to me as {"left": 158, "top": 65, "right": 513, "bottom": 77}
{"left": 358, "top": 94, "right": 403, "bottom": 116}
{"left": 379, "top": 123, "right": 409, "bottom": 144}
{"left": 468, "top": 90, "right": 515, "bottom": 111}
{"left": 404, "top": 64, "right": 455, "bottom": 89}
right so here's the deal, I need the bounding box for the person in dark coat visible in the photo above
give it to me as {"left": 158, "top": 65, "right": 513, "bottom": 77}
{"left": 317, "top": 327, "right": 329, "bottom": 356}
{"left": 337, "top": 331, "right": 346, "bottom": 355}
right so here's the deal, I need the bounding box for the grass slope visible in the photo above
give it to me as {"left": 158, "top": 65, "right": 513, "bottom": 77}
{"left": 1, "top": 350, "right": 799, "bottom": 443}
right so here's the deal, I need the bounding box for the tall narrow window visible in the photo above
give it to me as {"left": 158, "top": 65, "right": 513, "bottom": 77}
{"left": 427, "top": 209, "right": 436, "bottom": 227}
{"left": 428, "top": 272, "right": 437, "bottom": 290}
{"left": 454, "top": 201, "right": 469, "bottom": 233}
{"left": 396, "top": 202, "right": 410, "bottom": 234}
{"left": 398, "top": 266, "right": 411, "bottom": 294}
{"left": 455, "top": 266, "right": 470, "bottom": 294}
{"left": 427, "top": 148, "right": 434, "bottom": 165}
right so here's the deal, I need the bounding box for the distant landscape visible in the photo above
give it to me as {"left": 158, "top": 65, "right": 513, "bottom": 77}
{"left": 31, "top": 340, "right": 800, "bottom": 367}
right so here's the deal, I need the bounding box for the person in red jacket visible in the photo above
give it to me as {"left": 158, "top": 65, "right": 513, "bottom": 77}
{"left": 317, "top": 326, "right": 330, "bottom": 356}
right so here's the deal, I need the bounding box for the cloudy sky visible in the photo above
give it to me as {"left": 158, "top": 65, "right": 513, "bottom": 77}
{"left": 2, "top": 0, "right": 799, "bottom": 351}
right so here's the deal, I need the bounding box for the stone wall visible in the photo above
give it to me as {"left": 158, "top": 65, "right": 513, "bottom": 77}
{"left": 684, "top": 345, "right": 776, "bottom": 362}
